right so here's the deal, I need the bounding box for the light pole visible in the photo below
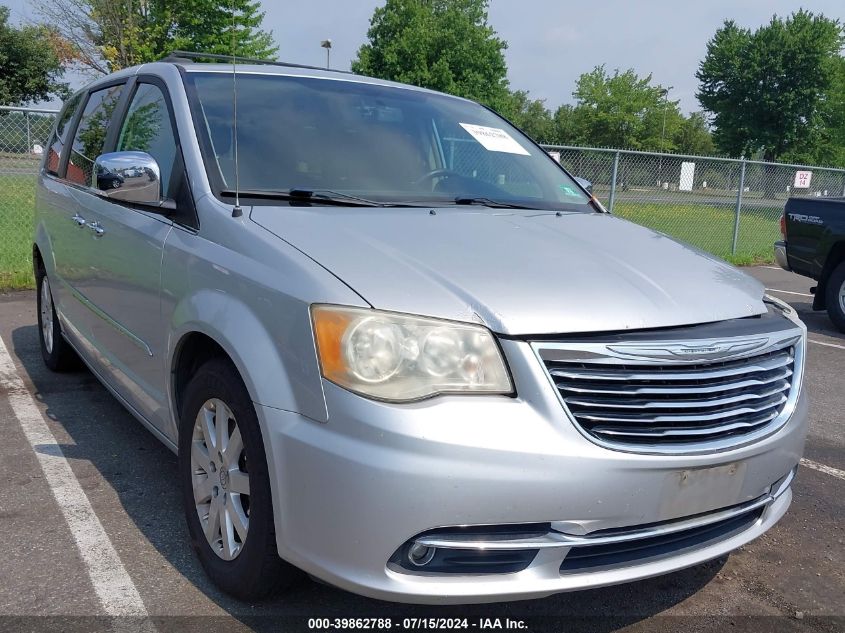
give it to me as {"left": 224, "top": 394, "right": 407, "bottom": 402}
{"left": 659, "top": 85, "right": 673, "bottom": 153}
{"left": 658, "top": 85, "right": 673, "bottom": 186}
{"left": 321, "top": 39, "right": 332, "bottom": 69}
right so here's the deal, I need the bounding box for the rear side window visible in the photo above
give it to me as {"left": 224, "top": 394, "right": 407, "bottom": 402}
{"left": 116, "top": 83, "right": 178, "bottom": 196}
{"left": 67, "top": 84, "right": 124, "bottom": 186}
{"left": 45, "top": 93, "right": 83, "bottom": 176}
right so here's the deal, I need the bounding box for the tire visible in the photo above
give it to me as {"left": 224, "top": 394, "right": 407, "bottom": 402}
{"left": 36, "top": 268, "right": 78, "bottom": 372}
{"left": 178, "top": 357, "right": 300, "bottom": 600}
{"left": 825, "top": 260, "right": 845, "bottom": 333}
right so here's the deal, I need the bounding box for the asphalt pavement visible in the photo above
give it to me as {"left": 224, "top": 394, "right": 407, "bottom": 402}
{"left": 0, "top": 265, "right": 842, "bottom": 633}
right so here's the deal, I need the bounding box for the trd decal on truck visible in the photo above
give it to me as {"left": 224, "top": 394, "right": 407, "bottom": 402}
{"left": 788, "top": 213, "right": 824, "bottom": 225}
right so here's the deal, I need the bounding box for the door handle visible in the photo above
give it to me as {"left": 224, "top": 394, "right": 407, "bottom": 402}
{"left": 72, "top": 213, "right": 86, "bottom": 227}
{"left": 87, "top": 221, "right": 105, "bottom": 236}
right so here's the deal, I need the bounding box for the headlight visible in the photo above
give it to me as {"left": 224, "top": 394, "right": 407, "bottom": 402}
{"left": 311, "top": 305, "right": 513, "bottom": 401}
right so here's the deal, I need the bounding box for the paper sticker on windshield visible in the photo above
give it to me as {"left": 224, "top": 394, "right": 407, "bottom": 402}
{"left": 459, "top": 123, "right": 530, "bottom": 155}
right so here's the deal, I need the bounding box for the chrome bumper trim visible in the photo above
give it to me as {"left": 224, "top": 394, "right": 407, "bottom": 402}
{"left": 414, "top": 468, "right": 795, "bottom": 552}
{"left": 774, "top": 240, "right": 791, "bottom": 271}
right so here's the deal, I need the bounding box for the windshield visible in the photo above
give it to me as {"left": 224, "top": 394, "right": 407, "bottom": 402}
{"left": 185, "top": 71, "right": 591, "bottom": 210}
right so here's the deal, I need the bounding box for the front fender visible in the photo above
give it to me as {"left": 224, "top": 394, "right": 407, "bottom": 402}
{"left": 166, "top": 288, "right": 328, "bottom": 428}
{"left": 165, "top": 289, "right": 330, "bottom": 548}
{"left": 160, "top": 207, "right": 370, "bottom": 435}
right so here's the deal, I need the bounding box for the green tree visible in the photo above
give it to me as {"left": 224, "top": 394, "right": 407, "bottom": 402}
{"left": 36, "top": 0, "right": 277, "bottom": 74}
{"left": 551, "top": 104, "right": 581, "bottom": 145}
{"left": 696, "top": 11, "right": 844, "bottom": 163}
{"left": 152, "top": 0, "right": 276, "bottom": 61}
{"left": 352, "top": 0, "right": 511, "bottom": 111}
{"left": 561, "top": 65, "right": 683, "bottom": 150}
{"left": 0, "top": 5, "right": 67, "bottom": 104}
{"left": 674, "top": 112, "right": 716, "bottom": 155}
{"left": 825, "top": 57, "right": 845, "bottom": 167}
{"left": 784, "top": 55, "right": 845, "bottom": 167}
{"left": 500, "top": 90, "right": 554, "bottom": 142}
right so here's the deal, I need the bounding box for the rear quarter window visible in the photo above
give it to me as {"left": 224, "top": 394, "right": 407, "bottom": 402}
{"left": 67, "top": 84, "right": 124, "bottom": 187}
{"left": 44, "top": 93, "right": 83, "bottom": 176}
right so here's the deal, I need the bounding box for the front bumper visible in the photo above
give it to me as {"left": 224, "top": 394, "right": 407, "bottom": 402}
{"left": 257, "top": 338, "right": 809, "bottom": 604}
{"left": 775, "top": 240, "right": 791, "bottom": 271}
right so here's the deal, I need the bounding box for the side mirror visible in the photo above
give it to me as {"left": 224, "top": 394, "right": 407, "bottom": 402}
{"left": 94, "top": 151, "right": 161, "bottom": 204}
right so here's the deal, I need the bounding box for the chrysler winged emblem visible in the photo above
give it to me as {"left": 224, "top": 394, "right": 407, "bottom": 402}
{"left": 607, "top": 338, "right": 770, "bottom": 360}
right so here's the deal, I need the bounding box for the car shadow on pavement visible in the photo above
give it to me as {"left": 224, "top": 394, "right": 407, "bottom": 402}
{"left": 11, "top": 324, "right": 724, "bottom": 633}
{"left": 789, "top": 298, "right": 845, "bottom": 341}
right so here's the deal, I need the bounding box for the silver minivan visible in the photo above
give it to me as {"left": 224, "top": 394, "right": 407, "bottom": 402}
{"left": 33, "top": 57, "right": 808, "bottom": 604}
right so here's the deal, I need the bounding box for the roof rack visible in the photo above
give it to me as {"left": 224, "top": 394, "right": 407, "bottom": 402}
{"left": 159, "top": 50, "right": 355, "bottom": 75}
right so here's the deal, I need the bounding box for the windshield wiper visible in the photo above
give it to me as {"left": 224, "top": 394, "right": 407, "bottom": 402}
{"left": 220, "top": 188, "right": 385, "bottom": 207}
{"left": 220, "top": 189, "right": 544, "bottom": 209}
{"left": 453, "top": 196, "right": 540, "bottom": 210}
{"left": 288, "top": 188, "right": 387, "bottom": 206}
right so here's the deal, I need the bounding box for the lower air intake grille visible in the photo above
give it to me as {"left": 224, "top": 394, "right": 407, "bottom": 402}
{"left": 560, "top": 505, "right": 764, "bottom": 573}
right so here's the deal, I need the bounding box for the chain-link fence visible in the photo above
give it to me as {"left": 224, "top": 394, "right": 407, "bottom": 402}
{"left": 2, "top": 105, "right": 845, "bottom": 288}
{"left": 0, "top": 106, "right": 58, "bottom": 288}
{"left": 541, "top": 144, "right": 845, "bottom": 263}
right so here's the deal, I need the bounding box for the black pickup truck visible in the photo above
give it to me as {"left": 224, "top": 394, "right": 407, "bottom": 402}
{"left": 776, "top": 197, "right": 845, "bottom": 332}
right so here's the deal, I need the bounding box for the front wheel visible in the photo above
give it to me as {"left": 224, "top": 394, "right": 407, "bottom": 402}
{"left": 825, "top": 260, "right": 845, "bottom": 332}
{"left": 178, "top": 357, "right": 300, "bottom": 600}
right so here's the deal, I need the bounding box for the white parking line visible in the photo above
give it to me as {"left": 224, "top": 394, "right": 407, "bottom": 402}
{"left": 765, "top": 288, "right": 813, "bottom": 298}
{"left": 761, "top": 266, "right": 784, "bottom": 270}
{"left": 801, "top": 458, "right": 845, "bottom": 481}
{"left": 0, "top": 335, "right": 149, "bottom": 617}
{"left": 809, "top": 339, "right": 845, "bottom": 351}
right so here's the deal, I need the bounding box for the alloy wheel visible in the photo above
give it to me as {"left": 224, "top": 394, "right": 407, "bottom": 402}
{"left": 40, "top": 276, "right": 54, "bottom": 354}
{"left": 191, "top": 398, "right": 251, "bottom": 561}
{"left": 839, "top": 278, "right": 845, "bottom": 315}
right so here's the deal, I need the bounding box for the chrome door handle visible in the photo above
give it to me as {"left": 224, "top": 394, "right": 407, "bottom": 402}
{"left": 72, "top": 213, "right": 86, "bottom": 227}
{"left": 87, "top": 221, "right": 105, "bottom": 236}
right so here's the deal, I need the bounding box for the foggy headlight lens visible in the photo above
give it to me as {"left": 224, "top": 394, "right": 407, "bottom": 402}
{"left": 344, "top": 317, "right": 404, "bottom": 382}
{"left": 312, "top": 305, "right": 512, "bottom": 401}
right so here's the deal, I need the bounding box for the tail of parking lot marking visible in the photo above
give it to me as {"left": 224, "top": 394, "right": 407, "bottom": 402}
{"left": 808, "top": 339, "right": 845, "bottom": 351}
{"left": 800, "top": 458, "right": 845, "bottom": 481}
{"left": 0, "top": 335, "right": 151, "bottom": 620}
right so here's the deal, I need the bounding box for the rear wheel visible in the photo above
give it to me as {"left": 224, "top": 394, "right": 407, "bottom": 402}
{"left": 178, "top": 357, "right": 300, "bottom": 600}
{"left": 825, "top": 260, "right": 845, "bottom": 332}
{"left": 36, "top": 269, "right": 78, "bottom": 371}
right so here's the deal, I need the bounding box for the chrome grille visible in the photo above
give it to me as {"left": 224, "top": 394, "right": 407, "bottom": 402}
{"left": 534, "top": 329, "right": 803, "bottom": 452}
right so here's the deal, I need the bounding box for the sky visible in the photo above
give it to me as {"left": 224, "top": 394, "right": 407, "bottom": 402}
{"left": 5, "top": 0, "right": 845, "bottom": 113}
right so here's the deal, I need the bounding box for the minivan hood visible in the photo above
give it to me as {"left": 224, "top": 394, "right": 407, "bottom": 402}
{"left": 251, "top": 207, "right": 766, "bottom": 336}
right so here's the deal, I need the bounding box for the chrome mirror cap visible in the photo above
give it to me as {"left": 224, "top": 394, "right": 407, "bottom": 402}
{"left": 94, "top": 151, "right": 161, "bottom": 204}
